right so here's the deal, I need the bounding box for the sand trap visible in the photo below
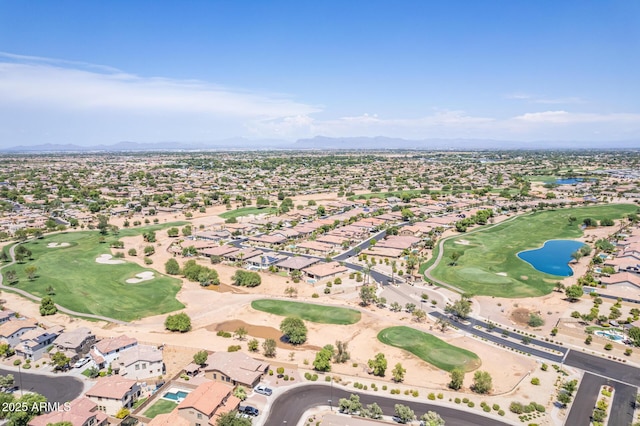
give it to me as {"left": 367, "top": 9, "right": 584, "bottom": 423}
{"left": 47, "top": 242, "right": 70, "bottom": 248}
{"left": 496, "top": 272, "right": 507, "bottom": 276}
{"left": 455, "top": 239, "right": 470, "bottom": 245}
{"left": 126, "top": 271, "right": 154, "bottom": 284}
{"left": 95, "top": 254, "right": 125, "bottom": 265}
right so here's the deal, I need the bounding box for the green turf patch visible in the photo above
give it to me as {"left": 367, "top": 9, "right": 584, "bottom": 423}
{"left": 378, "top": 326, "right": 480, "bottom": 372}
{"left": 251, "top": 299, "right": 361, "bottom": 325}
{"left": 143, "top": 399, "right": 177, "bottom": 418}
{"left": 431, "top": 204, "right": 637, "bottom": 298}
{"left": 219, "top": 207, "right": 277, "bottom": 220}
{"left": 2, "top": 226, "right": 185, "bottom": 321}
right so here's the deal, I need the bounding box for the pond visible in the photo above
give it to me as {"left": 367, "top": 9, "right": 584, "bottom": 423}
{"left": 517, "top": 239, "right": 585, "bottom": 276}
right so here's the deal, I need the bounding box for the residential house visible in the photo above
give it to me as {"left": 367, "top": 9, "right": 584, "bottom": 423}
{"left": 53, "top": 327, "right": 96, "bottom": 361}
{"left": 276, "top": 256, "right": 320, "bottom": 273}
{"left": 29, "top": 397, "right": 108, "bottom": 426}
{"left": 149, "top": 381, "right": 240, "bottom": 426}
{"left": 0, "top": 310, "right": 16, "bottom": 325}
{"left": 90, "top": 335, "right": 138, "bottom": 369}
{"left": 85, "top": 375, "right": 141, "bottom": 416}
{"left": 15, "top": 326, "right": 62, "bottom": 361}
{"left": 115, "top": 345, "right": 164, "bottom": 380}
{"left": 302, "top": 261, "right": 349, "bottom": 281}
{"left": 0, "top": 318, "right": 37, "bottom": 346}
{"left": 204, "top": 351, "right": 269, "bottom": 388}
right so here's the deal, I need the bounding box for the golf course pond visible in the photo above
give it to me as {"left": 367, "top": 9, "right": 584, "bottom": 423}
{"left": 517, "top": 239, "right": 585, "bottom": 276}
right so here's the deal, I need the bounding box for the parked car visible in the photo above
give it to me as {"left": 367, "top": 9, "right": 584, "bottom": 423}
{"left": 73, "top": 356, "right": 91, "bottom": 368}
{"left": 239, "top": 405, "right": 259, "bottom": 416}
{"left": 254, "top": 384, "right": 273, "bottom": 396}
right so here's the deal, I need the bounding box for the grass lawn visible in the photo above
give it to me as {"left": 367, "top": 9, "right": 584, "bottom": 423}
{"left": 251, "top": 299, "right": 361, "bottom": 325}
{"left": 219, "top": 207, "right": 277, "bottom": 220}
{"left": 431, "top": 204, "right": 637, "bottom": 298}
{"left": 143, "top": 399, "right": 177, "bottom": 418}
{"left": 378, "top": 326, "right": 481, "bottom": 372}
{"left": 2, "top": 225, "right": 185, "bottom": 321}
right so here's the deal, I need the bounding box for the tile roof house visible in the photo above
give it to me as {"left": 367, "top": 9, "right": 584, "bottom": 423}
{"left": 204, "top": 351, "right": 269, "bottom": 388}
{"left": 90, "top": 335, "right": 138, "bottom": 369}
{"left": 115, "top": 344, "right": 165, "bottom": 380}
{"left": 149, "top": 381, "right": 240, "bottom": 426}
{"left": 85, "top": 375, "right": 140, "bottom": 416}
{"left": 29, "top": 397, "right": 108, "bottom": 426}
{"left": 0, "top": 318, "right": 38, "bottom": 346}
{"left": 14, "top": 327, "right": 61, "bottom": 361}
{"left": 53, "top": 327, "right": 96, "bottom": 358}
{"left": 302, "top": 261, "right": 349, "bottom": 280}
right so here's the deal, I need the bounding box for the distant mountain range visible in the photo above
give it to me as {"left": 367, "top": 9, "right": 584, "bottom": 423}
{"left": 1, "top": 136, "right": 638, "bottom": 152}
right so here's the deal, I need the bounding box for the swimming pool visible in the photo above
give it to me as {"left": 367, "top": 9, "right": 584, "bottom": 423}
{"left": 163, "top": 389, "right": 190, "bottom": 401}
{"left": 594, "top": 330, "right": 624, "bottom": 342}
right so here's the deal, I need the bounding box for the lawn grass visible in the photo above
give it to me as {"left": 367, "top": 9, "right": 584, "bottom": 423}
{"left": 143, "top": 399, "right": 177, "bottom": 418}
{"left": 2, "top": 225, "right": 185, "bottom": 321}
{"left": 251, "top": 299, "right": 361, "bottom": 325}
{"left": 431, "top": 204, "right": 637, "bottom": 298}
{"left": 378, "top": 326, "right": 481, "bottom": 372}
{"left": 219, "top": 207, "right": 277, "bottom": 220}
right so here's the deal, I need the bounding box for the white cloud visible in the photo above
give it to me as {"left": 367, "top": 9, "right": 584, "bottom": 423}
{"left": 0, "top": 57, "right": 319, "bottom": 119}
{"left": 513, "top": 110, "right": 640, "bottom": 124}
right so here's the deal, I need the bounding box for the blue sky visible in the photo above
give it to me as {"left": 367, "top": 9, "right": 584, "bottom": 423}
{"left": 0, "top": 0, "right": 639, "bottom": 146}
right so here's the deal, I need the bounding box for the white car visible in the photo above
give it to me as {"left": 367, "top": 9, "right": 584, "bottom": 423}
{"left": 74, "top": 356, "right": 91, "bottom": 368}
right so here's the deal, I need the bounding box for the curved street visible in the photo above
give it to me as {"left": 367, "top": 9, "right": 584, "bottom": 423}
{"left": 0, "top": 366, "right": 84, "bottom": 403}
{"left": 263, "top": 383, "right": 514, "bottom": 426}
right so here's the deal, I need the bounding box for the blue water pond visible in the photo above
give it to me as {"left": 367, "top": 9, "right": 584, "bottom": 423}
{"left": 517, "top": 239, "right": 585, "bottom": 276}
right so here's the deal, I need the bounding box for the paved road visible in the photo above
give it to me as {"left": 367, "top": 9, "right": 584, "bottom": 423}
{"left": 0, "top": 367, "right": 84, "bottom": 403}
{"left": 430, "top": 312, "right": 566, "bottom": 363}
{"left": 0, "top": 242, "right": 128, "bottom": 324}
{"left": 263, "top": 383, "right": 513, "bottom": 426}
{"left": 565, "top": 373, "right": 606, "bottom": 426}
{"left": 609, "top": 379, "right": 636, "bottom": 426}
{"left": 333, "top": 228, "right": 388, "bottom": 261}
{"left": 564, "top": 350, "right": 640, "bottom": 387}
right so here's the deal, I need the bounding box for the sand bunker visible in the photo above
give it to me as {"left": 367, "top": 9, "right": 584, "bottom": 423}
{"left": 455, "top": 239, "right": 470, "bottom": 245}
{"left": 95, "top": 254, "right": 125, "bottom": 265}
{"left": 126, "top": 271, "right": 154, "bottom": 284}
{"left": 496, "top": 272, "right": 507, "bottom": 276}
{"left": 47, "top": 242, "right": 70, "bottom": 248}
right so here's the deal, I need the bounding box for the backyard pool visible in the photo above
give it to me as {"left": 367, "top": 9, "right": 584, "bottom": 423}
{"left": 594, "top": 330, "right": 625, "bottom": 342}
{"left": 163, "top": 389, "right": 190, "bottom": 401}
{"left": 517, "top": 239, "right": 585, "bottom": 277}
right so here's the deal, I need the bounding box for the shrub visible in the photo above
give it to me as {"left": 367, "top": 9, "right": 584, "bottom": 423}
{"left": 462, "top": 398, "right": 469, "bottom": 404}
{"left": 382, "top": 385, "right": 387, "bottom": 390}
{"left": 604, "top": 343, "right": 613, "bottom": 351}
{"left": 483, "top": 405, "right": 491, "bottom": 412}
{"left": 227, "top": 345, "right": 241, "bottom": 352}
{"left": 510, "top": 401, "right": 524, "bottom": 414}
{"left": 467, "top": 401, "right": 474, "bottom": 408}
{"left": 437, "top": 393, "right": 443, "bottom": 399}
{"left": 541, "top": 363, "right": 548, "bottom": 371}
{"left": 13, "top": 359, "right": 21, "bottom": 366}
{"left": 144, "top": 256, "right": 153, "bottom": 265}
{"left": 216, "top": 330, "right": 232, "bottom": 338}
{"left": 454, "top": 398, "right": 461, "bottom": 404}
{"left": 428, "top": 393, "right": 436, "bottom": 400}
{"left": 498, "top": 410, "right": 505, "bottom": 416}
{"left": 531, "top": 377, "right": 540, "bottom": 385}
{"left": 492, "top": 404, "right": 500, "bottom": 411}
{"left": 312, "top": 293, "right": 319, "bottom": 298}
